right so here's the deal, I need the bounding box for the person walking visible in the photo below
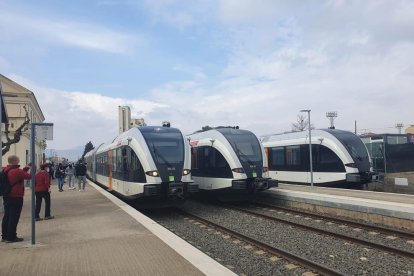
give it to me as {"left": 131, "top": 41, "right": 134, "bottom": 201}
{"left": 55, "top": 163, "right": 65, "bottom": 192}
{"left": 65, "top": 164, "right": 76, "bottom": 190}
{"left": 1, "top": 155, "right": 32, "bottom": 243}
{"left": 35, "top": 164, "right": 54, "bottom": 221}
{"left": 75, "top": 161, "right": 87, "bottom": 191}
{"left": 48, "top": 163, "right": 55, "bottom": 180}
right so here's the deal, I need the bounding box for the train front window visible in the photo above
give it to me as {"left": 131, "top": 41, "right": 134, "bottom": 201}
{"left": 328, "top": 131, "right": 368, "bottom": 161}
{"left": 221, "top": 132, "right": 262, "bottom": 162}
{"left": 143, "top": 132, "right": 184, "bottom": 165}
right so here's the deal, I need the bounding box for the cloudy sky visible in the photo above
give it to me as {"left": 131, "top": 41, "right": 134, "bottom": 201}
{"left": 1, "top": 0, "right": 413, "bottom": 151}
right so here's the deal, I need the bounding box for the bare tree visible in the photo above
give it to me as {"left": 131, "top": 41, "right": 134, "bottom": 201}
{"left": 291, "top": 114, "right": 314, "bottom": 132}
{"left": 2, "top": 105, "right": 30, "bottom": 155}
{"left": 81, "top": 141, "right": 95, "bottom": 159}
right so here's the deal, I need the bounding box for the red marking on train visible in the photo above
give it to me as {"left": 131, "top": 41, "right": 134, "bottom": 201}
{"left": 190, "top": 140, "right": 199, "bottom": 147}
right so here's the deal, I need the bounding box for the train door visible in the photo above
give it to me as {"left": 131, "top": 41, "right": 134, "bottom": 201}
{"left": 191, "top": 147, "right": 205, "bottom": 188}
{"left": 108, "top": 149, "right": 113, "bottom": 191}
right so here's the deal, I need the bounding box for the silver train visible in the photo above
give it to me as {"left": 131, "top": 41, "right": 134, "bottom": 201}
{"left": 84, "top": 126, "right": 198, "bottom": 200}
{"left": 187, "top": 127, "right": 278, "bottom": 194}
{"left": 261, "top": 129, "right": 376, "bottom": 187}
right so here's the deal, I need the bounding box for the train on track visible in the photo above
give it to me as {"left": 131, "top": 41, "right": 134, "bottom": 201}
{"left": 84, "top": 126, "right": 198, "bottom": 201}
{"left": 187, "top": 127, "right": 278, "bottom": 194}
{"left": 261, "top": 129, "right": 376, "bottom": 187}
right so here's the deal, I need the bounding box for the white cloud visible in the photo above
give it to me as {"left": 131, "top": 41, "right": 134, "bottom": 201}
{"left": 3, "top": 1, "right": 414, "bottom": 150}
{"left": 142, "top": 0, "right": 213, "bottom": 29}
{"left": 0, "top": 8, "right": 136, "bottom": 54}
{"left": 5, "top": 74, "right": 167, "bottom": 150}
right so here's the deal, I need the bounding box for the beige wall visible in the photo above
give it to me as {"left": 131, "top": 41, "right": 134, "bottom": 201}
{"left": 406, "top": 126, "right": 414, "bottom": 134}
{"left": 1, "top": 75, "right": 45, "bottom": 168}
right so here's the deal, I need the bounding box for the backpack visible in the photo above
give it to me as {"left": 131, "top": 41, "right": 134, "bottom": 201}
{"left": 0, "top": 168, "right": 13, "bottom": 196}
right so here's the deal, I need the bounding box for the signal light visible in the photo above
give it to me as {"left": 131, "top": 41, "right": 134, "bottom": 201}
{"left": 232, "top": 168, "right": 245, "bottom": 173}
{"left": 182, "top": 169, "right": 191, "bottom": 176}
{"left": 146, "top": 170, "right": 159, "bottom": 177}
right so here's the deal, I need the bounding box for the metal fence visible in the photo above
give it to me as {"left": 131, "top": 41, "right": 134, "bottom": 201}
{"left": 365, "top": 142, "right": 414, "bottom": 174}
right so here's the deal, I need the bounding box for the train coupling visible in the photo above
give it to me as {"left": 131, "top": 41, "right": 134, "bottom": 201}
{"left": 168, "top": 182, "right": 184, "bottom": 197}
{"left": 252, "top": 177, "right": 278, "bottom": 190}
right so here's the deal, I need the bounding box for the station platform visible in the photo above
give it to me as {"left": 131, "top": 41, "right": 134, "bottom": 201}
{"left": 259, "top": 184, "right": 414, "bottom": 231}
{"left": 0, "top": 180, "right": 235, "bottom": 276}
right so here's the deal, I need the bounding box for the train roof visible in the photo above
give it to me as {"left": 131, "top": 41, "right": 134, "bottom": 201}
{"left": 261, "top": 128, "right": 356, "bottom": 143}
{"left": 189, "top": 127, "right": 254, "bottom": 137}
{"left": 138, "top": 126, "right": 181, "bottom": 134}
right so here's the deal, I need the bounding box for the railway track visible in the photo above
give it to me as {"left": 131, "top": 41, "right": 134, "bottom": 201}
{"left": 223, "top": 202, "right": 414, "bottom": 259}
{"left": 175, "top": 208, "right": 345, "bottom": 276}
{"left": 253, "top": 201, "right": 414, "bottom": 240}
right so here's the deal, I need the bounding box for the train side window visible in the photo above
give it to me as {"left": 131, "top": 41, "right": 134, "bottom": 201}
{"left": 191, "top": 147, "right": 206, "bottom": 176}
{"left": 318, "top": 145, "right": 345, "bottom": 172}
{"left": 204, "top": 146, "right": 232, "bottom": 178}
{"left": 129, "top": 149, "right": 146, "bottom": 183}
{"left": 191, "top": 147, "right": 201, "bottom": 176}
{"left": 286, "top": 146, "right": 301, "bottom": 166}
{"left": 269, "top": 147, "right": 285, "bottom": 169}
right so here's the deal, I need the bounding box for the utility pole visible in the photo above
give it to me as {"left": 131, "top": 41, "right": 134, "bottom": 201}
{"left": 354, "top": 120, "right": 357, "bottom": 135}
{"left": 300, "top": 109, "right": 313, "bottom": 187}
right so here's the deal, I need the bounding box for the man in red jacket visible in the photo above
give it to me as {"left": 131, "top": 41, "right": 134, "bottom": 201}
{"left": 35, "top": 164, "right": 54, "bottom": 221}
{"left": 1, "top": 155, "right": 32, "bottom": 243}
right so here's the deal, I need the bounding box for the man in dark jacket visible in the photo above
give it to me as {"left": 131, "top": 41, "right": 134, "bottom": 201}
{"left": 75, "top": 161, "right": 87, "bottom": 191}
{"left": 35, "top": 164, "right": 54, "bottom": 221}
{"left": 1, "top": 155, "right": 32, "bottom": 243}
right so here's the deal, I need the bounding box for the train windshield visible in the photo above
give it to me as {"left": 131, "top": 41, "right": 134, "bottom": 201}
{"left": 220, "top": 130, "right": 262, "bottom": 162}
{"left": 142, "top": 131, "right": 184, "bottom": 165}
{"left": 326, "top": 130, "right": 370, "bottom": 171}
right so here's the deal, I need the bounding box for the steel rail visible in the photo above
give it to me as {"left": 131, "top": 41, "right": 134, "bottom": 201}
{"left": 225, "top": 204, "right": 414, "bottom": 259}
{"left": 252, "top": 202, "right": 414, "bottom": 240}
{"left": 176, "top": 208, "right": 345, "bottom": 276}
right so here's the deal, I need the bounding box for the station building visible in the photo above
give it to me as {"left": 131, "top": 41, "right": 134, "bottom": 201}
{"left": 118, "top": 105, "right": 146, "bottom": 134}
{"left": 405, "top": 125, "right": 414, "bottom": 135}
{"left": 0, "top": 74, "right": 46, "bottom": 168}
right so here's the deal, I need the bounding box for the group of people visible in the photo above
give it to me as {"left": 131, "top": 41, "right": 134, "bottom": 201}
{"left": 1, "top": 156, "right": 88, "bottom": 243}
{"left": 53, "top": 162, "right": 87, "bottom": 192}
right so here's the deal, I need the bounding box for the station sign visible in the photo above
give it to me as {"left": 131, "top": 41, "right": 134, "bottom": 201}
{"left": 36, "top": 125, "right": 54, "bottom": 140}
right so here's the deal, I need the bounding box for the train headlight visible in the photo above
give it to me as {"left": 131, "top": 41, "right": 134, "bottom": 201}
{"left": 146, "top": 170, "right": 159, "bottom": 177}
{"left": 232, "top": 168, "right": 245, "bottom": 173}
{"left": 182, "top": 169, "right": 191, "bottom": 176}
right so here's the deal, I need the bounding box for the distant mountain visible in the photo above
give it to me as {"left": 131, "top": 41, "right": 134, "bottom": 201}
{"left": 45, "top": 145, "right": 84, "bottom": 162}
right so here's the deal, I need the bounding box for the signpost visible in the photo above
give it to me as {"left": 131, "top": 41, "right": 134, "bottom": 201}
{"left": 30, "top": 122, "right": 53, "bottom": 245}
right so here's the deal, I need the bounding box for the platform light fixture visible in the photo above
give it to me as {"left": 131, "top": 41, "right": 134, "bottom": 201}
{"left": 300, "top": 109, "right": 313, "bottom": 187}
{"left": 326, "top": 111, "right": 338, "bottom": 129}
{"left": 395, "top": 123, "right": 404, "bottom": 134}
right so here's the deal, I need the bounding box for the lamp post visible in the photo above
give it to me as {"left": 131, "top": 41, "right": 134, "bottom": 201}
{"left": 30, "top": 122, "right": 53, "bottom": 244}
{"left": 300, "top": 109, "right": 313, "bottom": 187}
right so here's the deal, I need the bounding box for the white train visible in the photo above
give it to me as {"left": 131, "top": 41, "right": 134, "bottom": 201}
{"left": 187, "top": 127, "right": 278, "bottom": 193}
{"left": 261, "top": 129, "right": 375, "bottom": 187}
{"left": 84, "top": 126, "right": 198, "bottom": 200}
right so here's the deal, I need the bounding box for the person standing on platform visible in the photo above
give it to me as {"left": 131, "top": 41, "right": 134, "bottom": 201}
{"left": 35, "top": 164, "right": 54, "bottom": 221}
{"left": 48, "top": 163, "right": 55, "bottom": 180}
{"left": 1, "top": 155, "right": 32, "bottom": 243}
{"left": 55, "top": 163, "right": 65, "bottom": 192}
{"left": 65, "top": 163, "right": 76, "bottom": 190}
{"left": 75, "top": 161, "right": 87, "bottom": 191}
